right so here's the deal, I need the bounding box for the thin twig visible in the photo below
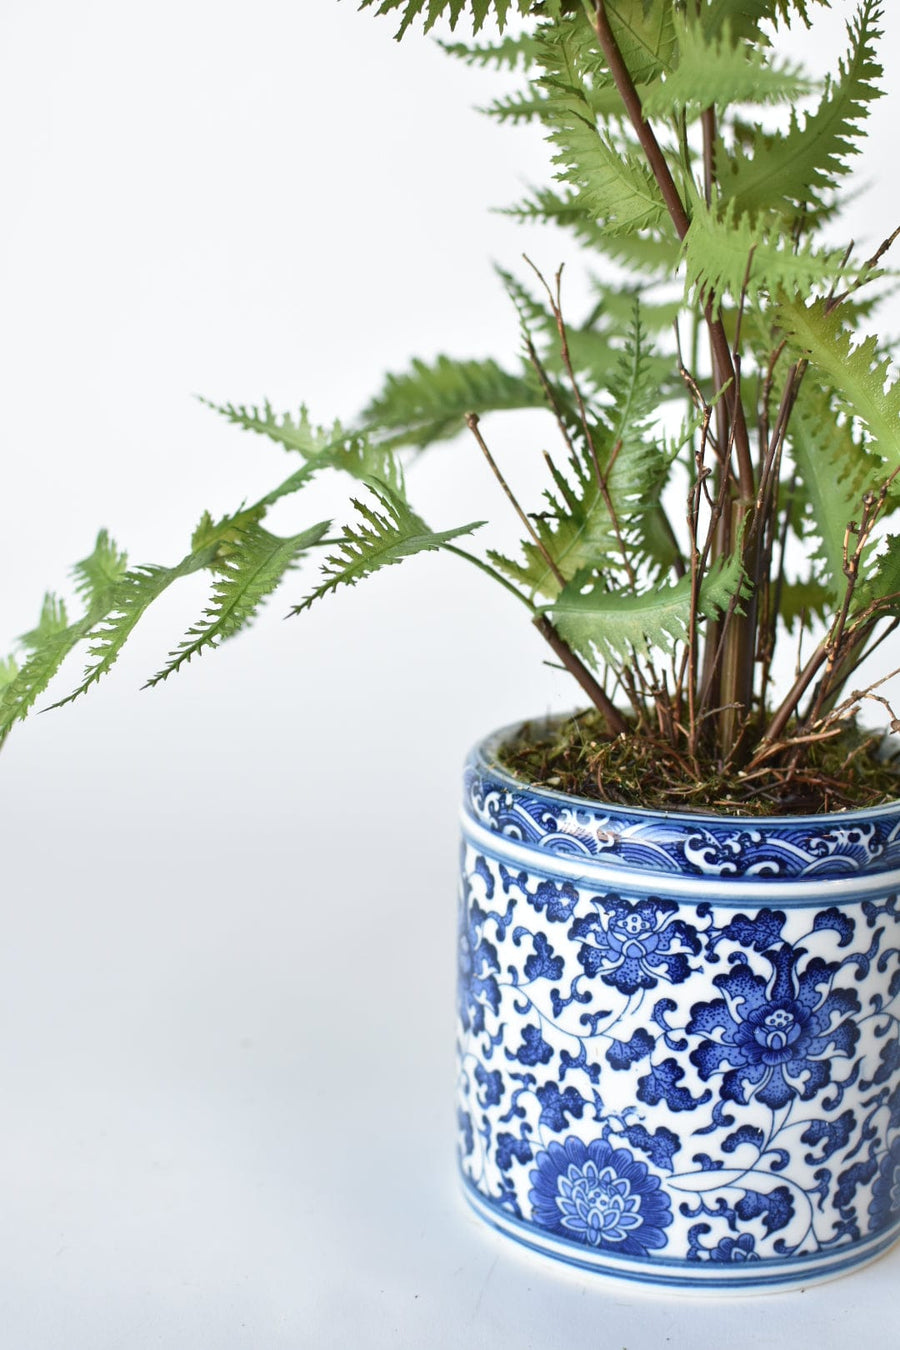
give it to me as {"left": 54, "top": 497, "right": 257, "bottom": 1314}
{"left": 465, "top": 411, "right": 567, "bottom": 591}
{"left": 526, "top": 257, "right": 639, "bottom": 588}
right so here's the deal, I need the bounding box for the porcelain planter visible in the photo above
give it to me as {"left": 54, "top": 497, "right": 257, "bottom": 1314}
{"left": 456, "top": 721, "right": 900, "bottom": 1293}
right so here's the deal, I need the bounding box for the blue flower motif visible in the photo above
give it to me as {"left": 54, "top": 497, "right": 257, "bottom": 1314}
{"left": 869, "top": 1137, "right": 900, "bottom": 1234}
{"left": 709, "top": 1233, "right": 759, "bottom": 1263}
{"left": 688, "top": 947, "right": 860, "bottom": 1110}
{"left": 571, "top": 895, "right": 701, "bottom": 994}
{"left": 529, "top": 1137, "right": 672, "bottom": 1256}
{"left": 458, "top": 897, "right": 501, "bottom": 1037}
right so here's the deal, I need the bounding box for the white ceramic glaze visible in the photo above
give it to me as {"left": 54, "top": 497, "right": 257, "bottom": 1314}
{"left": 456, "top": 722, "right": 900, "bottom": 1292}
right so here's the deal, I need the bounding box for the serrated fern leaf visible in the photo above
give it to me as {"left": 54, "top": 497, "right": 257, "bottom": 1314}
{"left": 0, "top": 530, "right": 133, "bottom": 739}
{"left": 641, "top": 14, "right": 812, "bottom": 118}
{"left": 204, "top": 399, "right": 337, "bottom": 456}
{"left": 204, "top": 399, "right": 404, "bottom": 495}
{"left": 586, "top": 279, "right": 681, "bottom": 334}
{"left": 480, "top": 91, "right": 549, "bottom": 124}
{"left": 720, "top": 0, "right": 883, "bottom": 218}
{"left": 439, "top": 33, "right": 539, "bottom": 70}
{"left": 683, "top": 195, "right": 845, "bottom": 304}
{"left": 0, "top": 656, "right": 17, "bottom": 697}
{"left": 535, "top": 21, "right": 667, "bottom": 236}
{"left": 53, "top": 556, "right": 220, "bottom": 708}
{"left": 361, "top": 355, "right": 548, "bottom": 450}
{"left": 490, "top": 304, "right": 671, "bottom": 598}
{"left": 699, "top": 1, "right": 821, "bottom": 43}
{"left": 71, "top": 529, "right": 130, "bottom": 611}
{"left": 778, "top": 298, "right": 900, "bottom": 475}
{"left": 502, "top": 187, "right": 680, "bottom": 274}
{"left": 545, "top": 552, "right": 745, "bottom": 669}
{"left": 858, "top": 540, "right": 900, "bottom": 616}
{"left": 358, "top": 0, "right": 531, "bottom": 39}
{"left": 146, "top": 521, "right": 330, "bottom": 686}
{"left": 53, "top": 508, "right": 332, "bottom": 708}
{"left": 789, "top": 378, "right": 881, "bottom": 600}
{"left": 603, "top": 1, "right": 678, "bottom": 88}
{"left": 0, "top": 593, "right": 85, "bottom": 738}
{"left": 294, "top": 484, "right": 483, "bottom": 613}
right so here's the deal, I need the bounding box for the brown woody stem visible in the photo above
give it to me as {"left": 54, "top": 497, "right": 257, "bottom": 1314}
{"left": 534, "top": 615, "right": 629, "bottom": 737}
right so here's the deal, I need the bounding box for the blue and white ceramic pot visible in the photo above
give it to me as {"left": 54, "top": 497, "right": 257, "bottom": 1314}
{"left": 457, "top": 721, "right": 900, "bottom": 1293}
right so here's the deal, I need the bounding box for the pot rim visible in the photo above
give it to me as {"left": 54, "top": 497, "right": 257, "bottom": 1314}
{"left": 472, "top": 714, "right": 900, "bottom": 828}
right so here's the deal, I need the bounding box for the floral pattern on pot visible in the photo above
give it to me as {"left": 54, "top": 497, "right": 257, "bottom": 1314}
{"left": 457, "top": 735, "right": 900, "bottom": 1291}
{"left": 687, "top": 934, "right": 861, "bottom": 1110}
{"left": 529, "top": 1137, "right": 672, "bottom": 1256}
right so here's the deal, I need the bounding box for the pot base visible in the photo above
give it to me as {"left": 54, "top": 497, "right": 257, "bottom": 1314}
{"left": 461, "top": 1174, "right": 900, "bottom": 1296}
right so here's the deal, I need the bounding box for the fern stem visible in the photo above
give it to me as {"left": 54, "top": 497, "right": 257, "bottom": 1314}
{"left": 533, "top": 614, "right": 629, "bottom": 738}
{"left": 592, "top": 0, "right": 758, "bottom": 761}
{"left": 444, "top": 544, "right": 628, "bottom": 738}
{"left": 442, "top": 544, "right": 536, "bottom": 612}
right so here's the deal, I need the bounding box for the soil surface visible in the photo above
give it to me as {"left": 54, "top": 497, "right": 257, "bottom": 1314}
{"left": 497, "top": 710, "right": 900, "bottom": 817}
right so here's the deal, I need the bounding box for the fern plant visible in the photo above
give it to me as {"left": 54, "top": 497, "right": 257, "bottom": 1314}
{"left": 3, "top": 0, "right": 900, "bottom": 812}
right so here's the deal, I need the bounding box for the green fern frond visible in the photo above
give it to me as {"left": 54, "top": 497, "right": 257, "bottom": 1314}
{"left": 0, "top": 593, "right": 85, "bottom": 738}
{"left": 481, "top": 91, "right": 549, "bottom": 124}
{"left": 789, "top": 378, "right": 882, "bottom": 600}
{"left": 204, "top": 399, "right": 404, "bottom": 495}
{"left": 641, "top": 13, "right": 813, "bottom": 118}
{"left": 71, "top": 529, "right": 130, "bottom": 610}
{"left": 699, "top": 1, "right": 828, "bottom": 43}
{"left": 358, "top": 0, "right": 531, "bottom": 39}
{"left": 603, "top": 1, "right": 678, "bottom": 88}
{"left": 439, "top": 32, "right": 539, "bottom": 70}
{"left": 778, "top": 576, "right": 833, "bottom": 628}
{"left": 203, "top": 399, "right": 338, "bottom": 456}
{"left": 20, "top": 593, "right": 69, "bottom": 651}
{"left": 604, "top": 300, "right": 665, "bottom": 443}
{"left": 0, "top": 655, "right": 17, "bottom": 696}
{"left": 55, "top": 507, "right": 331, "bottom": 708}
{"left": 586, "top": 280, "right": 681, "bottom": 334}
{"left": 858, "top": 542, "right": 900, "bottom": 616}
{"left": 293, "top": 484, "right": 483, "bottom": 613}
{"left": 778, "top": 297, "right": 900, "bottom": 476}
{"left": 146, "top": 521, "right": 330, "bottom": 686}
{"left": 502, "top": 188, "right": 680, "bottom": 274}
{"left": 191, "top": 505, "right": 267, "bottom": 559}
{"left": 720, "top": 0, "right": 883, "bottom": 218}
{"left": 360, "top": 354, "right": 549, "bottom": 450}
{"left": 535, "top": 22, "right": 667, "bottom": 236}
{"left": 0, "top": 528, "right": 141, "bottom": 737}
{"left": 545, "top": 552, "right": 745, "bottom": 668}
{"left": 490, "top": 305, "right": 671, "bottom": 598}
{"left": 683, "top": 194, "right": 846, "bottom": 304}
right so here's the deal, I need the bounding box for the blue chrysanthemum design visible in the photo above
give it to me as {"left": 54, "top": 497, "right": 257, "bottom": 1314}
{"left": 571, "top": 895, "right": 702, "bottom": 994}
{"left": 688, "top": 944, "right": 860, "bottom": 1110}
{"left": 529, "top": 1137, "right": 672, "bottom": 1256}
{"left": 869, "top": 1137, "right": 900, "bottom": 1234}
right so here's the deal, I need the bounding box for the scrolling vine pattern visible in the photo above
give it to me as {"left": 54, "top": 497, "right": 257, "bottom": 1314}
{"left": 457, "top": 848, "right": 900, "bottom": 1267}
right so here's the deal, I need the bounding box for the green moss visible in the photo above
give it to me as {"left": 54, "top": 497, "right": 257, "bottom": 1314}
{"left": 498, "top": 710, "right": 900, "bottom": 816}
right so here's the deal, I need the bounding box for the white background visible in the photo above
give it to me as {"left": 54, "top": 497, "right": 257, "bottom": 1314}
{"left": 1, "top": 2, "right": 899, "bottom": 1345}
